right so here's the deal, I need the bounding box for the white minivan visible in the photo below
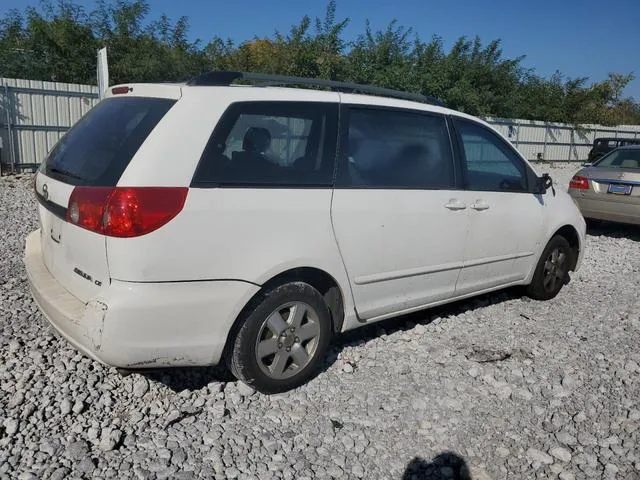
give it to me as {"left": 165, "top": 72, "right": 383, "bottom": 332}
{"left": 24, "top": 72, "right": 586, "bottom": 393}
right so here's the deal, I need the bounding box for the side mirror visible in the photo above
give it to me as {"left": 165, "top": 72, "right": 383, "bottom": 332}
{"left": 535, "top": 173, "right": 554, "bottom": 195}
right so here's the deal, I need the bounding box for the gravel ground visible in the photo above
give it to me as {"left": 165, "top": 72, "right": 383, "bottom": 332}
{"left": 1, "top": 164, "right": 639, "bottom": 480}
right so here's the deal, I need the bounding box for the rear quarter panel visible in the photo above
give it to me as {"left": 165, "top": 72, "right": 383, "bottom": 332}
{"left": 106, "top": 189, "right": 345, "bottom": 282}
{"left": 106, "top": 87, "right": 357, "bottom": 330}
{"left": 106, "top": 188, "right": 357, "bottom": 328}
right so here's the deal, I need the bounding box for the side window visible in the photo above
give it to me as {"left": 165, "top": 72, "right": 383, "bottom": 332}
{"left": 338, "top": 108, "right": 455, "bottom": 189}
{"left": 455, "top": 119, "right": 528, "bottom": 192}
{"left": 193, "top": 102, "right": 337, "bottom": 186}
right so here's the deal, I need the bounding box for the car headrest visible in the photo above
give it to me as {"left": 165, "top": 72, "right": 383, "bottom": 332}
{"left": 242, "top": 127, "right": 271, "bottom": 153}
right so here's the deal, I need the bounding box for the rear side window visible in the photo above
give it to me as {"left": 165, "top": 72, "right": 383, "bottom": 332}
{"left": 337, "top": 107, "right": 455, "bottom": 189}
{"left": 193, "top": 102, "right": 338, "bottom": 187}
{"left": 41, "top": 97, "right": 175, "bottom": 186}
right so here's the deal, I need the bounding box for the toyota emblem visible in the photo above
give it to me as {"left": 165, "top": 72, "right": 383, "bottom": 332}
{"left": 42, "top": 183, "right": 49, "bottom": 201}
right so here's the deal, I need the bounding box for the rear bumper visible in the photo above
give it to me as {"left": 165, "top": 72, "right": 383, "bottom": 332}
{"left": 571, "top": 195, "right": 640, "bottom": 226}
{"left": 24, "top": 230, "right": 260, "bottom": 368}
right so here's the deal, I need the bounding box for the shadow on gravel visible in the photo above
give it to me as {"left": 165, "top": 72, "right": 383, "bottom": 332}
{"left": 402, "top": 452, "right": 471, "bottom": 479}
{"left": 586, "top": 221, "right": 640, "bottom": 241}
{"left": 322, "top": 286, "right": 524, "bottom": 373}
{"left": 138, "top": 365, "right": 234, "bottom": 392}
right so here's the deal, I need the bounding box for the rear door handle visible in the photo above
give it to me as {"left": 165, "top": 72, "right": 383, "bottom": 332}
{"left": 445, "top": 200, "right": 467, "bottom": 211}
{"left": 470, "top": 200, "right": 490, "bottom": 211}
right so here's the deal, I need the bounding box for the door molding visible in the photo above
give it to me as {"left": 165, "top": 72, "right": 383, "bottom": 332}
{"left": 354, "top": 260, "right": 464, "bottom": 285}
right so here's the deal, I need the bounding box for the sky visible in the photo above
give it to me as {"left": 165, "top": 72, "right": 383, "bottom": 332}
{"left": 2, "top": 0, "right": 640, "bottom": 99}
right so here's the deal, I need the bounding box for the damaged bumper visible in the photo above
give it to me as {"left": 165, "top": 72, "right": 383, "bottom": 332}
{"left": 25, "top": 231, "right": 109, "bottom": 364}
{"left": 24, "top": 230, "right": 259, "bottom": 368}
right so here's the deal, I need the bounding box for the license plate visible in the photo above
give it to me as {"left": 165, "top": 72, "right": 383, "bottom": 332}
{"left": 607, "top": 183, "right": 633, "bottom": 195}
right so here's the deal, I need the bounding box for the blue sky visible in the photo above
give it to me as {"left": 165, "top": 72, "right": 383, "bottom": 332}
{"left": 2, "top": 0, "right": 640, "bottom": 98}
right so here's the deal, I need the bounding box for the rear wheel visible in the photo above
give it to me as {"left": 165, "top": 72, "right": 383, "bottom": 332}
{"left": 526, "top": 235, "right": 575, "bottom": 300}
{"left": 227, "top": 282, "right": 332, "bottom": 394}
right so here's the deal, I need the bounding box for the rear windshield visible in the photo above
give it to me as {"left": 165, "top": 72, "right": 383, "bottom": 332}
{"left": 40, "top": 97, "right": 175, "bottom": 186}
{"left": 595, "top": 149, "right": 640, "bottom": 169}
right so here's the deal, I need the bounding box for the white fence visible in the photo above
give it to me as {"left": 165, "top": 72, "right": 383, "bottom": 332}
{"left": 1, "top": 77, "right": 639, "bottom": 172}
{"left": 487, "top": 117, "right": 640, "bottom": 163}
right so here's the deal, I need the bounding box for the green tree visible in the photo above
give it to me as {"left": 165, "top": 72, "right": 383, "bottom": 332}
{"left": 0, "top": 2, "right": 97, "bottom": 83}
{"left": 1, "top": 0, "right": 638, "bottom": 125}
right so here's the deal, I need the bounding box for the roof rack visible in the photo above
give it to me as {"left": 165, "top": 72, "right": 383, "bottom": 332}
{"left": 186, "top": 71, "right": 443, "bottom": 106}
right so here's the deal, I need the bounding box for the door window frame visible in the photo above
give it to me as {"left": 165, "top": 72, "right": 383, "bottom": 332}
{"left": 335, "top": 104, "right": 462, "bottom": 190}
{"left": 449, "top": 116, "right": 539, "bottom": 194}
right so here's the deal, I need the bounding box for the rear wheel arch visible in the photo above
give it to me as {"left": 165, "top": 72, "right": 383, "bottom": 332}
{"left": 260, "top": 267, "right": 345, "bottom": 334}
{"left": 222, "top": 267, "right": 345, "bottom": 362}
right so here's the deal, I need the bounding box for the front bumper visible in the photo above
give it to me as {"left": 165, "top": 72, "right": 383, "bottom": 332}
{"left": 24, "top": 230, "right": 260, "bottom": 368}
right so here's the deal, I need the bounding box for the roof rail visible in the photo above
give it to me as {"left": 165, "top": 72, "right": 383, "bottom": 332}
{"left": 186, "top": 71, "right": 444, "bottom": 106}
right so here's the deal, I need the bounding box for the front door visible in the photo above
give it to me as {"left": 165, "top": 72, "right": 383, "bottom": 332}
{"left": 452, "top": 118, "right": 545, "bottom": 296}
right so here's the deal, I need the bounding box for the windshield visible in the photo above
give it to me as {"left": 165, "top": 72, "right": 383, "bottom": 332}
{"left": 595, "top": 148, "right": 640, "bottom": 169}
{"left": 41, "top": 97, "right": 175, "bottom": 186}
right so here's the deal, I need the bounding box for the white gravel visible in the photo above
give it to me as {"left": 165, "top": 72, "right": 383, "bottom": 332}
{"left": 1, "top": 167, "right": 640, "bottom": 479}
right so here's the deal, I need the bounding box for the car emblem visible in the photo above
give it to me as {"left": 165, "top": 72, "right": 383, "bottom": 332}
{"left": 42, "top": 183, "right": 49, "bottom": 201}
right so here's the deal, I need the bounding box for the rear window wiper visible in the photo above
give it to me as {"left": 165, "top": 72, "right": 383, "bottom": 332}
{"left": 49, "top": 166, "right": 83, "bottom": 181}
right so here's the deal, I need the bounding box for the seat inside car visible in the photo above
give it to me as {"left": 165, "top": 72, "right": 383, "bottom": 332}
{"left": 232, "top": 127, "right": 272, "bottom": 164}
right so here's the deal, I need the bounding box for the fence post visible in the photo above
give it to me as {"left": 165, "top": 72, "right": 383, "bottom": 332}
{"left": 542, "top": 124, "right": 548, "bottom": 161}
{"left": 3, "top": 84, "right": 17, "bottom": 174}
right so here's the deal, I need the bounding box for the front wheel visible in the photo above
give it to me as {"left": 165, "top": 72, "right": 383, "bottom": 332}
{"left": 526, "top": 235, "right": 575, "bottom": 300}
{"left": 226, "top": 282, "right": 332, "bottom": 394}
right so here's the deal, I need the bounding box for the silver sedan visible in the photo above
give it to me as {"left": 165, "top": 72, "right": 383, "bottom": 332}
{"left": 568, "top": 145, "right": 640, "bottom": 226}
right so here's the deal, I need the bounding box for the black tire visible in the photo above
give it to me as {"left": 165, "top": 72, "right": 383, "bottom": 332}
{"left": 226, "top": 282, "right": 332, "bottom": 394}
{"left": 526, "top": 235, "right": 575, "bottom": 300}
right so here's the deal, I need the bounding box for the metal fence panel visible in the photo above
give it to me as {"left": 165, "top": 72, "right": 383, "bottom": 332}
{"left": 1, "top": 77, "right": 98, "bottom": 172}
{"left": 485, "top": 117, "right": 640, "bottom": 162}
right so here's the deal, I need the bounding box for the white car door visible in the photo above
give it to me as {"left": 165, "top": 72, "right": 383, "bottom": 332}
{"left": 331, "top": 105, "right": 468, "bottom": 320}
{"left": 451, "top": 117, "right": 545, "bottom": 296}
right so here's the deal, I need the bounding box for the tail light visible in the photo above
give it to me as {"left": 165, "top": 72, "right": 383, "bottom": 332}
{"left": 67, "top": 187, "right": 188, "bottom": 237}
{"left": 569, "top": 175, "right": 589, "bottom": 190}
{"left": 111, "top": 86, "right": 132, "bottom": 95}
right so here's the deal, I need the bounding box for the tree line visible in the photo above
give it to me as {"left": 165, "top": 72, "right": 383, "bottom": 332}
{"left": 1, "top": 0, "right": 639, "bottom": 125}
